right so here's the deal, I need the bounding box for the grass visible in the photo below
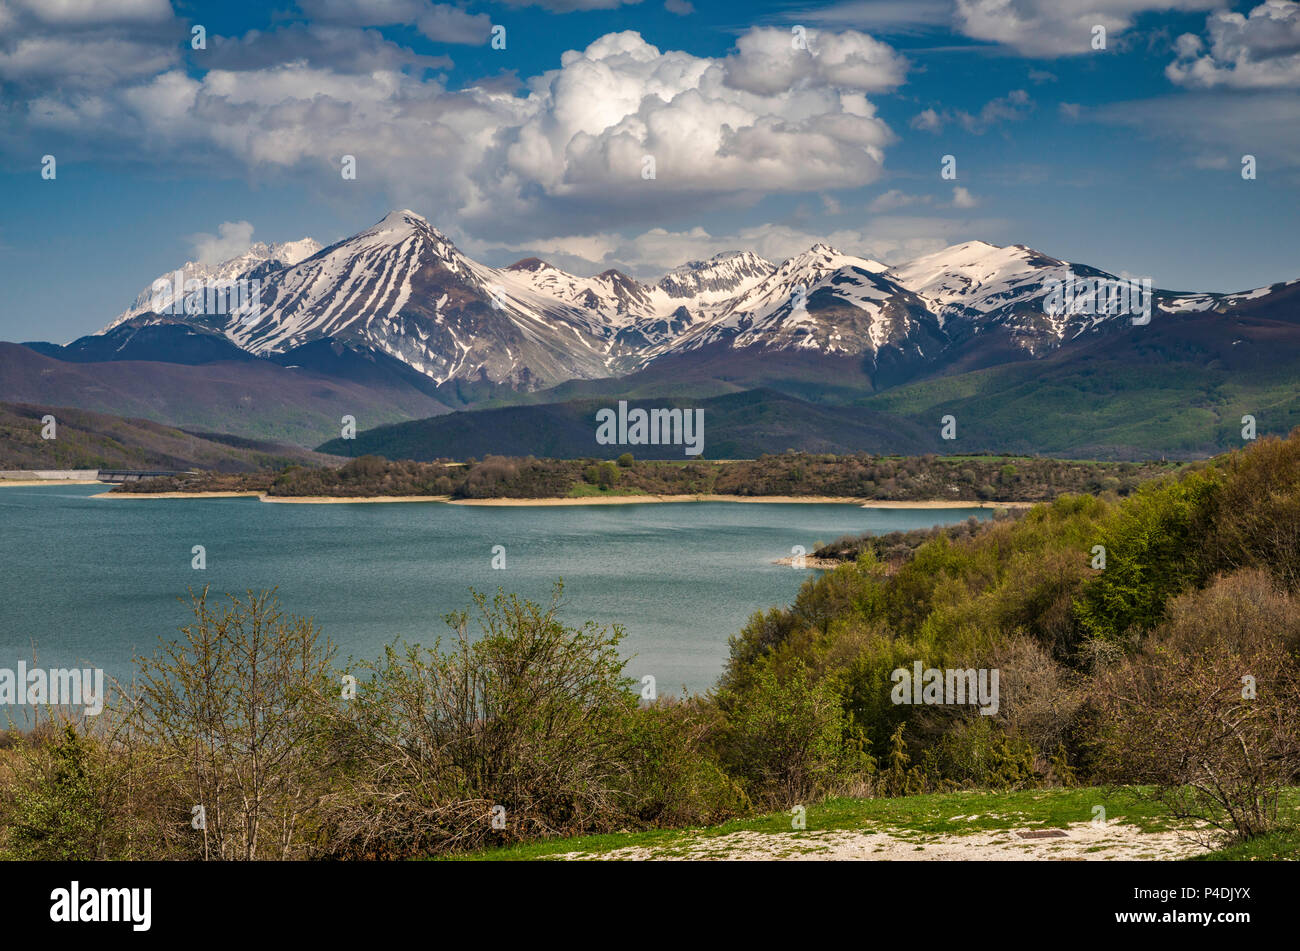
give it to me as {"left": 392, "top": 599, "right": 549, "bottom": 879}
{"left": 443, "top": 785, "right": 1300, "bottom": 861}
{"left": 1192, "top": 828, "right": 1300, "bottom": 861}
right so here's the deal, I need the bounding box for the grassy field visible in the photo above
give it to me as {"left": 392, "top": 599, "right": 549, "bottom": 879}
{"left": 447, "top": 786, "right": 1300, "bottom": 862}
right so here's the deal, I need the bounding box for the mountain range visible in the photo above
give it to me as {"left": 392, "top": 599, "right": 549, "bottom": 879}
{"left": 6, "top": 209, "right": 1299, "bottom": 459}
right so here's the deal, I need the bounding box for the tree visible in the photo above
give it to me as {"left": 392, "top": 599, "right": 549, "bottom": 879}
{"left": 0, "top": 724, "right": 105, "bottom": 860}
{"left": 131, "top": 587, "right": 336, "bottom": 860}
{"left": 719, "top": 660, "right": 855, "bottom": 806}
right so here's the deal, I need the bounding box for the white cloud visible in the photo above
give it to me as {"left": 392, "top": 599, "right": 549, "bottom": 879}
{"left": 297, "top": 1, "right": 491, "bottom": 43}
{"left": 868, "top": 188, "right": 931, "bottom": 211}
{"left": 416, "top": 4, "right": 493, "bottom": 44}
{"left": 13, "top": 27, "right": 909, "bottom": 242}
{"left": 954, "top": 0, "right": 1219, "bottom": 57}
{"left": 910, "top": 107, "right": 943, "bottom": 131}
{"left": 189, "top": 220, "right": 256, "bottom": 266}
{"left": 790, "top": 0, "right": 954, "bottom": 32}
{"left": 500, "top": 29, "right": 903, "bottom": 214}
{"left": 0, "top": 34, "right": 178, "bottom": 83}
{"left": 205, "top": 24, "right": 453, "bottom": 74}
{"left": 1167, "top": 0, "right": 1300, "bottom": 88}
{"left": 721, "top": 26, "right": 908, "bottom": 95}
{"left": 14, "top": 0, "right": 173, "bottom": 25}
{"left": 0, "top": 0, "right": 179, "bottom": 85}
{"left": 498, "top": 1, "right": 643, "bottom": 10}
{"left": 950, "top": 185, "right": 978, "bottom": 207}
{"left": 910, "top": 89, "right": 1033, "bottom": 133}
{"left": 466, "top": 214, "right": 1007, "bottom": 278}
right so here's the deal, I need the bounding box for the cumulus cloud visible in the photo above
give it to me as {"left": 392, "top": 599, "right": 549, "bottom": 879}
{"left": 0, "top": 0, "right": 179, "bottom": 85}
{"left": 910, "top": 107, "right": 943, "bottom": 132}
{"left": 10, "top": 26, "right": 909, "bottom": 243}
{"left": 954, "top": 0, "right": 1219, "bottom": 57}
{"left": 867, "top": 188, "right": 931, "bottom": 211}
{"left": 0, "top": 34, "right": 178, "bottom": 84}
{"left": 949, "top": 185, "right": 978, "bottom": 207}
{"left": 910, "top": 89, "right": 1033, "bottom": 133}
{"left": 503, "top": 29, "right": 903, "bottom": 210}
{"left": 12, "top": 0, "right": 173, "bottom": 26}
{"left": 721, "top": 26, "right": 907, "bottom": 95}
{"left": 1167, "top": 0, "right": 1300, "bottom": 88}
{"left": 189, "top": 220, "right": 256, "bottom": 266}
{"left": 204, "top": 24, "right": 453, "bottom": 74}
{"left": 296, "top": 1, "right": 491, "bottom": 43}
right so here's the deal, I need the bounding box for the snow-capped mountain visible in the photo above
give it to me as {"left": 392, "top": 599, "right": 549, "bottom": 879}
{"left": 654, "top": 244, "right": 908, "bottom": 357}
{"left": 884, "top": 240, "right": 1125, "bottom": 357}
{"left": 94, "top": 209, "right": 1297, "bottom": 396}
{"left": 106, "top": 237, "right": 322, "bottom": 332}
{"left": 655, "top": 250, "right": 776, "bottom": 314}
{"left": 119, "top": 211, "right": 623, "bottom": 389}
{"left": 504, "top": 258, "right": 659, "bottom": 327}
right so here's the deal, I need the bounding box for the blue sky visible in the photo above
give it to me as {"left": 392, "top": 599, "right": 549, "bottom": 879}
{"left": 1, "top": 0, "right": 1298, "bottom": 343}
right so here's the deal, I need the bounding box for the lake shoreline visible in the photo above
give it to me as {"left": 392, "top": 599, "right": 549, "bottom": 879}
{"left": 0, "top": 480, "right": 107, "bottom": 487}
{"left": 90, "top": 488, "right": 1036, "bottom": 508}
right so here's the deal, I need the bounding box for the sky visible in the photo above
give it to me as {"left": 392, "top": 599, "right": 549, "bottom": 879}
{"left": 1, "top": 0, "right": 1298, "bottom": 343}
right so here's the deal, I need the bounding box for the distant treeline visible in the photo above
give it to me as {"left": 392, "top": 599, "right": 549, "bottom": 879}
{"left": 112, "top": 451, "right": 1185, "bottom": 501}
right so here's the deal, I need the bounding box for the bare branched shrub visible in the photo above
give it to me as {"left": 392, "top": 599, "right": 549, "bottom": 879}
{"left": 129, "top": 587, "right": 336, "bottom": 860}
{"left": 1092, "top": 569, "right": 1300, "bottom": 844}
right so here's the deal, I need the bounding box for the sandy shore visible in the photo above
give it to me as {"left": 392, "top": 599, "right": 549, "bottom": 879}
{"left": 93, "top": 490, "right": 265, "bottom": 499}
{"left": 860, "top": 499, "right": 1035, "bottom": 510}
{"left": 452, "top": 495, "right": 1036, "bottom": 508}
{"left": 94, "top": 490, "right": 454, "bottom": 503}
{"left": 264, "top": 494, "right": 452, "bottom": 504}
{"left": 92, "top": 489, "right": 1040, "bottom": 507}
{"left": 448, "top": 493, "right": 868, "bottom": 506}
{"left": 1, "top": 480, "right": 106, "bottom": 487}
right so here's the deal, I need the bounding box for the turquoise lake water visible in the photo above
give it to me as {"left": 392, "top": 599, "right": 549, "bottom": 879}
{"left": 0, "top": 485, "right": 990, "bottom": 698}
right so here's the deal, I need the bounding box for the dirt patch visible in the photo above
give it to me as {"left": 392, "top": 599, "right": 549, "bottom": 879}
{"left": 551, "top": 820, "right": 1208, "bottom": 861}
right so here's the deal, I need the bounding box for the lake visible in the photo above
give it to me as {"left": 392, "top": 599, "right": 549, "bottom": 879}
{"left": 0, "top": 485, "right": 991, "bottom": 700}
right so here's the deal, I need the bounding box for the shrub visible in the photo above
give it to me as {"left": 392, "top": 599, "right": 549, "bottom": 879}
{"left": 315, "top": 585, "right": 640, "bottom": 857}
{"left": 718, "top": 659, "right": 865, "bottom": 807}
{"left": 1090, "top": 570, "right": 1300, "bottom": 844}
{"left": 131, "top": 587, "right": 336, "bottom": 860}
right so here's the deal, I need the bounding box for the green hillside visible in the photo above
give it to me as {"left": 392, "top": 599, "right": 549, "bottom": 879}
{"left": 318, "top": 388, "right": 940, "bottom": 459}
{"left": 0, "top": 402, "right": 340, "bottom": 472}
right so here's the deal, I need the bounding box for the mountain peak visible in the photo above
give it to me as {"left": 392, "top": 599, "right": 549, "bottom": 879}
{"left": 362, "top": 209, "right": 436, "bottom": 240}
{"left": 382, "top": 209, "right": 427, "bottom": 225}
{"left": 507, "top": 257, "right": 550, "bottom": 272}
